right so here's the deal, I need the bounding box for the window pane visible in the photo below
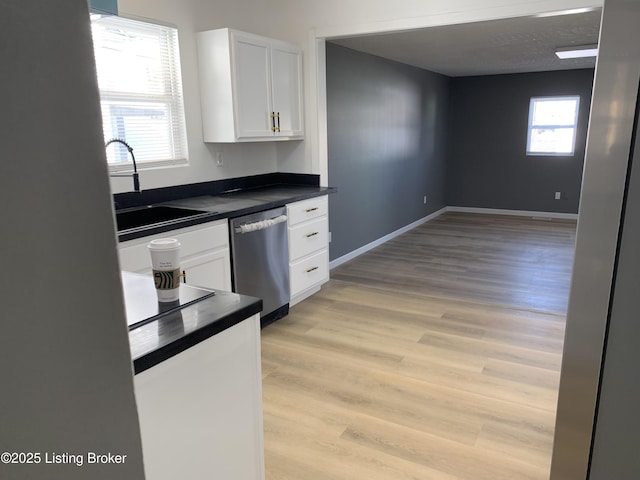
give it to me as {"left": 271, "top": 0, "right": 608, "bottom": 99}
{"left": 527, "top": 96, "right": 579, "bottom": 156}
{"left": 102, "top": 101, "right": 178, "bottom": 164}
{"left": 529, "top": 127, "right": 576, "bottom": 154}
{"left": 532, "top": 98, "right": 578, "bottom": 126}
{"left": 92, "top": 21, "right": 173, "bottom": 96}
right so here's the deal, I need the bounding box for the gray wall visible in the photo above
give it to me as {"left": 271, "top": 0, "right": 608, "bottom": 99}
{"left": 0, "top": 2, "right": 145, "bottom": 478}
{"left": 447, "top": 69, "right": 594, "bottom": 214}
{"left": 326, "top": 43, "right": 450, "bottom": 261}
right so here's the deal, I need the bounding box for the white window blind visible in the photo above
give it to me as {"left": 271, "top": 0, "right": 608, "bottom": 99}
{"left": 91, "top": 16, "right": 188, "bottom": 171}
{"left": 526, "top": 96, "right": 580, "bottom": 156}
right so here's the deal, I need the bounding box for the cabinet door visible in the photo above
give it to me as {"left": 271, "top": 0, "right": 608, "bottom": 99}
{"left": 231, "top": 32, "right": 273, "bottom": 139}
{"left": 181, "top": 247, "right": 231, "bottom": 291}
{"left": 271, "top": 42, "right": 303, "bottom": 138}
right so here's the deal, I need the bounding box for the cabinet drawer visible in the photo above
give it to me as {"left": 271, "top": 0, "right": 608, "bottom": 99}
{"left": 288, "top": 216, "right": 328, "bottom": 261}
{"left": 119, "top": 220, "right": 229, "bottom": 273}
{"left": 290, "top": 249, "right": 329, "bottom": 297}
{"left": 287, "top": 196, "right": 328, "bottom": 226}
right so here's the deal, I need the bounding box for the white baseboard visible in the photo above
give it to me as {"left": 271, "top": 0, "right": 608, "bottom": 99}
{"left": 329, "top": 207, "right": 447, "bottom": 270}
{"left": 329, "top": 205, "right": 578, "bottom": 270}
{"left": 446, "top": 206, "right": 579, "bottom": 220}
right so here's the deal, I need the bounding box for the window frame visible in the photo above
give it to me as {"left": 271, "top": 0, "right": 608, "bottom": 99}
{"left": 91, "top": 15, "right": 189, "bottom": 173}
{"left": 526, "top": 95, "right": 580, "bottom": 157}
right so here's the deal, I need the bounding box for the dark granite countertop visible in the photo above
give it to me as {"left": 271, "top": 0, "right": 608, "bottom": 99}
{"left": 164, "top": 184, "right": 334, "bottom": 216}
{"left": 116, "top": 174, "right": 336, "bottom": 242}
{"left": 123, "top": 272, "right": 262, "bottom": 374}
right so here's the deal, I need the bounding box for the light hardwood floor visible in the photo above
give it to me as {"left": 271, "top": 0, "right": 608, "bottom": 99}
{"left": 261, "top": 212, "right": 576, "bottom": 480}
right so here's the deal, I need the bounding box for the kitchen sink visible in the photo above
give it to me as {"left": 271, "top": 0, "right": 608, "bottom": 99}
{"left": 115, "top": 205, "right": 212, "bottom": 231}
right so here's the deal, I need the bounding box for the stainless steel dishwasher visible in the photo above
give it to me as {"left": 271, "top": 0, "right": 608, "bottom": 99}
{"left": 230, "top": 207, "right": 290, "bottom": 327}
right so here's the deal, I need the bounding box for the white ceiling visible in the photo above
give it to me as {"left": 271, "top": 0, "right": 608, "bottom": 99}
{"left": 329, "top": 8, "right": 602, "bottom": 77}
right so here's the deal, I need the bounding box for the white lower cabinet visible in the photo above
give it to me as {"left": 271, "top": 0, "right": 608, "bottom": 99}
{"left": 287, "top": 196, "right": 330, "bottom": 305}
{"left": 118, "top": 219, "right": 231, "bottom": 291}
{"left": 134, "top": 314, "right": 265, "bottom": 480}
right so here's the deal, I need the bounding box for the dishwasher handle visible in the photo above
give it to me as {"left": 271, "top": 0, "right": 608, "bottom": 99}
{"left": 234, "top": 214, "right": 288, "bottom": 234}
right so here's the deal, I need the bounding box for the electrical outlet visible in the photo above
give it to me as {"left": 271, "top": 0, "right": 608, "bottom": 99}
{"left": 423, "top": 195, "right": 427, "bottom": 204}
{"left": 215, "top": 151, "right": 224, "bottom": 166}
{"left": 555, "top": 191, "right": 561, "bottom": 200}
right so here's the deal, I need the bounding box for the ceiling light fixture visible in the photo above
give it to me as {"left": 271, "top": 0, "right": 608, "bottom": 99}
{"left": 555, "top": 44, "right": 599, "bottom": 59}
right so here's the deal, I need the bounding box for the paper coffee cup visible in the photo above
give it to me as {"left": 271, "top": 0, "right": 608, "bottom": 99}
{"left": 148, "top": 238, "right": 181, "bottom": 302}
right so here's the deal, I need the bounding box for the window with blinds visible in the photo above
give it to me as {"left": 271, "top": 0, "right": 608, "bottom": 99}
{"left": 91, "top": 16, "right": 188, "bottom": 171}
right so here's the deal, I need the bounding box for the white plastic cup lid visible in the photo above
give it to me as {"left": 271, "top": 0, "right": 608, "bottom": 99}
{"left": 147, "top": 238, "right": 181, "bottom": 250}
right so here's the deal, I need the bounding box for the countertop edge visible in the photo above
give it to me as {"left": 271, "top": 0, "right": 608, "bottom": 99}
{"left": 132, "top": 298, "right": 262, "bottom": 375}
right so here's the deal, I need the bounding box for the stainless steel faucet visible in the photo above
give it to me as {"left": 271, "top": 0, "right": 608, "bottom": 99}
{"left": 106, "top": 138, "right": 140, "bottom": 192}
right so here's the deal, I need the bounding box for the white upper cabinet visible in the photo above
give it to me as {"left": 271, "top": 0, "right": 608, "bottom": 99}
{"left": 197, "top": 28, "right": 304, "bottom": 143}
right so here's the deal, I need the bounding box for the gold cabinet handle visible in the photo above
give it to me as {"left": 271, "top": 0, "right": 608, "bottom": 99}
{"left": 180, "top": 270, "right": 187, "bottom": 284}
{"left": 269, "top": 112, "right": 281, "bottom": 132}
{"left": 306, "top": 266, "right": 319, "bottom": 273}
{"left": 305, "top": 207, "right": 319, "bottom": 213}
{"left": 305, "top": 232, "right": 319, "bottom": 238}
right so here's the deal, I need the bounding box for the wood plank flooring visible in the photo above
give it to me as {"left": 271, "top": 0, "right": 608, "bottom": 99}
{"left": 261, "top": 212, "right": 576, "bottom": 480}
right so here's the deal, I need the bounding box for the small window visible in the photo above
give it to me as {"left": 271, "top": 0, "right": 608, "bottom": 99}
{"left": 91, "top": 16, "right": 188, "bottom": 171}
{"left": 526, "top": 96, "right": 580, "bottom": 156}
